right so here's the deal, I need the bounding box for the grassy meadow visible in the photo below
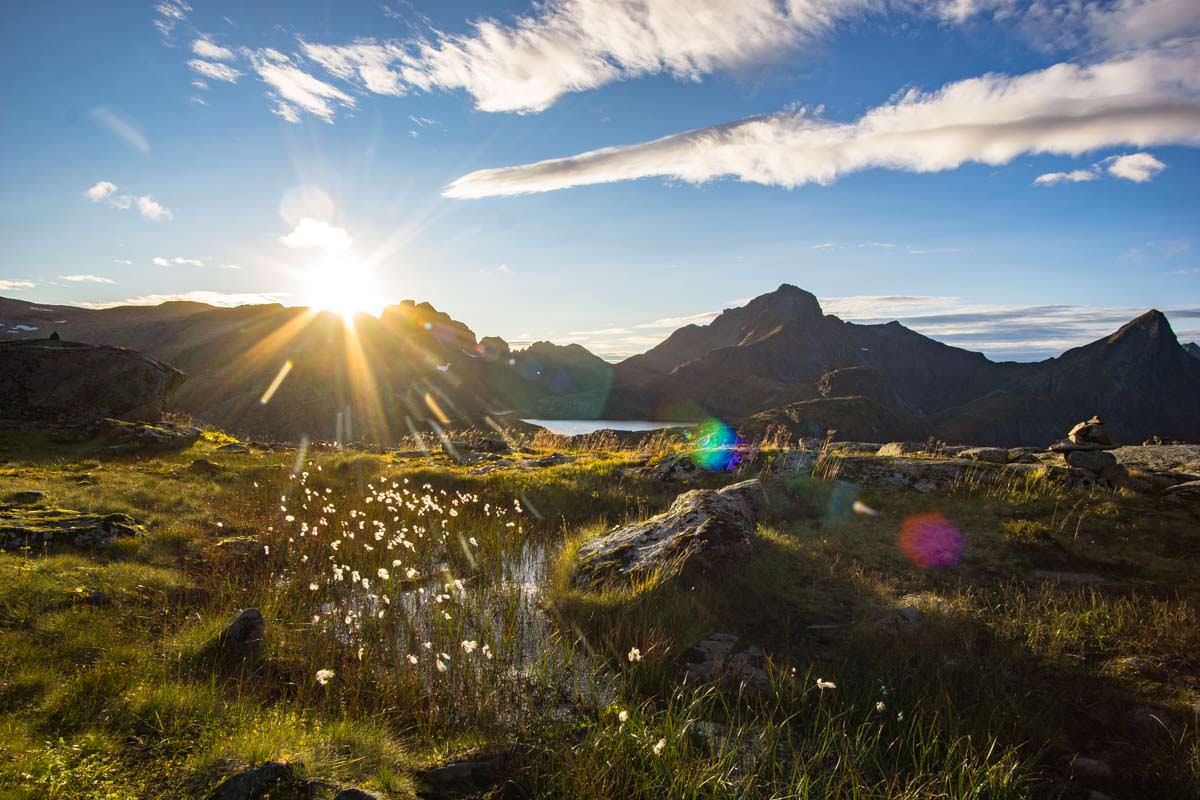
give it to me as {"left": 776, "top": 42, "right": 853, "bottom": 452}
{"left": 0, "top": 428, "right": 1197, "bottom": 799}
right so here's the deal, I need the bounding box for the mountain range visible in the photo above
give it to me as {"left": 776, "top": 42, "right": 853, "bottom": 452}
{"left": 2, "top": 285, "right": 1198, "bottom": 446}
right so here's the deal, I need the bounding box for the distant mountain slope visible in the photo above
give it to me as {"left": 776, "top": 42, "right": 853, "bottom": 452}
{"left": 1186, "top": 341, "right": 1200, "bottom": 360}
{"left": 4, "top": 286, "right": 1198, "bottom": 446}
{"left": 607, "top": 285, "right": 1200, "bottom": 446}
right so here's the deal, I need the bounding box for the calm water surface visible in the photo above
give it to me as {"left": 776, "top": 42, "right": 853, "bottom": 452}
{"left": 522, "top": 419, "right": 691, "bottom": 435}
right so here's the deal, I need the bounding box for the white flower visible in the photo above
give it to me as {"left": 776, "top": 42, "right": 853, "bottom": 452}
{"left": 436, "top": 659, "right": 447, "bottom": 673}
{"left": 652, "top": 738, "right": 666, "bottom": 756}
{"left": 377, "top": 568, "right": 390, "bottom": 580}
{"left": 482, "top": 644, "right": 492, "bottom": 660}
{"left": 816, "top": 678, "right": 837, "bottom": 691}
{"left": 897, "top": 711, "right": 904, "bottom": 721}
{"left": 405, "top": 567, "right": 420, "bottom": 580}
{"left": 469, "top": 537, "right": 478, "bottom": 547}
{"left": 627, "top": 647, "right": 642, "bottom": 663}
{"left": 315, "top": 669, "right": 335, "bottom": 685}
{"left": 876, "top": 701, "right": 886, "bottom": 712}
{"left": 309, "top": 582, "right": 319, "bottom": 591}
{"left": 618, "top": 710, "right": 629, "bottom": 723}
{"left": 461, "top": 640, "right": 478, "bottom": 654}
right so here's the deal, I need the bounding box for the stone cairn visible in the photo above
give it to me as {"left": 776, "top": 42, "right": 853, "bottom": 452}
{"left": 1050, "top": 415, "right": 1129, "bottom": 486}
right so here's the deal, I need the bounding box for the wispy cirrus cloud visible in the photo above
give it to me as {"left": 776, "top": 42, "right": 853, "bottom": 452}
{"left": 152, "top": 256, "right": 204, "bottom": 267}
{"left": 0, "top": 279, "right": 35, "bottom": 291}
{"left": 444, "top": 42, "right": 1200, "bottom": 197}
{"left": 251, "top": 49, "right": 355, "bottom": 124}
{"left": 188, "top": 59, "right": 241, "bottom": 83}
{"left": 192, "top": 38, "right": 234, "bottom": 61}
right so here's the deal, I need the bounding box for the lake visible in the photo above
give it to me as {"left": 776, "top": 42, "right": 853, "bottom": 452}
{"left": 522, "top": 419, "right": 691, "bottom": 436}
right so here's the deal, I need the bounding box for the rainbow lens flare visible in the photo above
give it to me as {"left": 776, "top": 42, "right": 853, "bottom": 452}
{"left": 898, "top": 512, "right": 963, "bottom": 569}
{"left": 689, "top": 417, "right": 741, "bottom": 471}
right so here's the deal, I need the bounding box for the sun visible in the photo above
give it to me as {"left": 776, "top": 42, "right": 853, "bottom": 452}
{"left": 301, "top": 257, "right": 386, "bottom": 322}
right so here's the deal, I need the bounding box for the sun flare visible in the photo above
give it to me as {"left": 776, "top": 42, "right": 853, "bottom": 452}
{"left": 302, "top": 258, "right": 386, "bottom": 321}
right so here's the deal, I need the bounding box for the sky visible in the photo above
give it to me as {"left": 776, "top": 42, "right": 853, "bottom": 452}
{"left": 1, "top": 0, "right": 1198, "bottom": 360}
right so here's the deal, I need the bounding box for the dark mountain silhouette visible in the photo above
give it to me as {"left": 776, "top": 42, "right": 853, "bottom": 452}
{"left": 1185, "top": 341, "right": 1200, "bottom": 360}
{"left": 3, "top": 285, "right": 1198, "bottom": 446}
{"left": 604, "top": 285, "right": 1200, "bottom": 445}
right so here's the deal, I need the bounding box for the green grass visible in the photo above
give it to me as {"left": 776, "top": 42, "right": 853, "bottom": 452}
{"left": 1, "top": 431, "right": 1198, "bottom": 798}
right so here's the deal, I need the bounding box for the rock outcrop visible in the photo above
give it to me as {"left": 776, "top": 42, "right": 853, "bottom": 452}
{"left": 0, "top": 338, "right": 184, "bottom": 424}
{"left": 0, "top": 504, "right": 145, "bottom": 550}
{"left": 571, "top": 479, "right": 765, "bottom": 589}
{"left": 679, "top": 632, "right": 770, "bottom": 692}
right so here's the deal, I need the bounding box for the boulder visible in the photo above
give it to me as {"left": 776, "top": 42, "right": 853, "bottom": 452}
{"left": 679, "top": 632, "right": 770, "bottom": 693}
{"left": 640, "top": 453, "right": 702, "bottom": 482}
{"left": 0, "top": 338, "right": 184, "bottom": 424}
{"left": 876, "top": 442, "right": 926, "bottom": 457}
{"left": 209, "top": 762, "right": 299, "bottom": 800}
{"left": 334, "top": 790, "right": 379, "bottom": 800}
{"left": 198, "top": 608, "right": 265, "bottom": 671}
{"left": 416, "top": 744, "right": 535, "bottom": 799}
{"left": 0, "top": 506, "right": 145, "bottom": 551}
{"left": 1166, "top": 480, "right": 1200, "bottom": 505}
{"left": 85, "top": 417, "right": 202, "bottom": 455}
{"left": 1067, "top": 449, "right": 1117, "bottom": 472}
{"left": 1068, "top": 416, "right": 1114, "bottom": 449}
{"left": 571, "top": 480, "right": 766, "bottom": 589}
{"left": 958, "top": 447, "right": 1009, "bottom": 464}
{"left": 188, "top": 458, "right": 223, "bottom": 477}
{"left": 4, "top": 490, "right": 46, "bottom": 506}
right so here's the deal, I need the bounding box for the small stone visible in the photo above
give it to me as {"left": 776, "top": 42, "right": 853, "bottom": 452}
{"left": 958, "top": 447, "right": 1008, "bottom": 464}
{"left": 215, "top": 442, "right": 251, "bottom": 453}
{"left": 198, "top": 608, "right": 265, "bottom": 671}
{"left": 1069, "top": 756, "right": 1112, "bottom": 783}
{"left": 188, "top": 458, "right": 223, "bottom": 476}
{"left": 680, "top": 632, "right": 771, "bottom": 693}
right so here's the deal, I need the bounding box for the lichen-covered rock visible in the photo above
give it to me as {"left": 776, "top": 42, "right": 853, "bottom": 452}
{"left": 0, "top": 338, "right": 184, "bottom": 424}
{"left": 80, "top": 417, "right": 202, "bottom": 455}
{"left": 0, "top": 505, "right": 145, "bottom": 550}
{"left": 679, "top": 632, "right": 770, "bottom": 693}
{"left": 640, "top": 453, "right": 702, "bottom": 482}
{"left": 571, "top": 480, "right": 766, "bottom": 589}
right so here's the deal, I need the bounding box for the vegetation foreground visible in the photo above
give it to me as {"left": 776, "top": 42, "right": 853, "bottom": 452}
{"left": 1, "top": 428, "right": 1198, "bottom": 799}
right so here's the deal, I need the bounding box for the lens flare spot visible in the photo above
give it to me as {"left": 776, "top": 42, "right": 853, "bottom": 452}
{"left": 689, "top": 417, "right": 741, "bottom": 471}
{"left": 852, "top": 499, "right": 879, "bottom": 517}
{"left": 899, "top": 512, "right": 964, "bottom": 569}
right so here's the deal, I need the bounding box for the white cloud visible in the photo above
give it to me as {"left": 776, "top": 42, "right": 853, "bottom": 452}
{"left": 89, "top": 108, "right": 150, "bottom": 153}
{"left": 219, "top": 263, "right": 242, "bottom": 270}
{"left": 444, "top": 42, "right": 1200, "bottom": 197}
{"left": 0, "top": 279, "right": 35, "bottom": 291}
{"left": 113, "top": 258, "right": 133, "bottom": 265}
{"left": 1105, "top": 151, "right": 1167, "bottom": 182}
{"left": 188, "top": 59, "right": 241, "bottom": 83}
{"left": 279, "top": 217, "right": 352, "bottom": 251}
{"left": 299, "top": 0, "right": 874, "bottom": 115}
{"left": 153, "top": 256, "right": 204, "bottom": 267}
{"left": 85, "top": 181, "right": 118, "bottom": 202}
{"left": 135, "top": 196, "right": 173, "bottom": 221}
{"left": 192, "top": 38, "right": 234, "bottom": 60}
{"left": 1034, "top": 168, "right": 1099, "bottom": 185}
{"left": 81, "top": 290, "right": 290, "bottom": 309}
{"left": 497, "top": 263, "right": 511, "bottom": 274}
{"left": 634, "top": 310, "right": 723, "bottom": 329}
{"left": 60, "top": 274, "right": 116, "bottom": 284}
{"left": 251, "top": 51, "right": 355, "bottom": 123}
{"left": 84, "top": 182, "right": 172, "bottom": 221}
{"left": 154, "top": 0, "right": 191, "bottom": 38}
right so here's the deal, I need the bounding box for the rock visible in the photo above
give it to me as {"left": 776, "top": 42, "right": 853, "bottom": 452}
{"left": 416, "top": 744, "right": 534, "bottom": 799}
{"left": 529, "top": 452, "right": 575, "bottom": 467}
{"left": 334, "top": 790, "right": 379, "bottom": 800}
{"left": 1007, "top": 448, "right": 1042, "bottom": 463}
{"left": 755, "top": 448, "right": 817, "bottom": 474}
{"left": 0, "top": 338, "right": 185, "bottom": 424}
{"left": 679, "top": 633, "right": 770, "bottom": 693}
{"left": 1069, "top": 755, "right": 1112, "bottom": 783}
{"left": 641, "top": 453, "right": 702, "bottom": 482}
{"left": 3, "top": 490, "right": 46, "bottom": 506}
{"left": 571, "top": 480, "right": 766, "bottom": 589}
{"left": 209, "top": 762, "right": 299, "bottom": 800}
{"left": 1165, "top": 480, "right": 1200, "bottom": 504}
{"left": 86, "top": 417, "right": 202, "bottom": 455}
{"left": 1068, "top": 416, "right": 1114, "bottom": 449}
{"left": 958, "top": 446, "right": 1009, "bottom": 464}
{"left": 188, "top": 458, "right": 223, "bottom": 476}
{"left": 1066, "top": 449, "right": 1117, "bottom": 472}
{"left": 215, "top": 442, "right": 251, "bottom": 453}
{"left": 0, "top": 506, "right": 145, "bottom": 551}
{"left": 198, "top": 608, "right": 265, "bottom": 670}
{"left": 1111, "top": 444, "right": 1200, "bottom": 476}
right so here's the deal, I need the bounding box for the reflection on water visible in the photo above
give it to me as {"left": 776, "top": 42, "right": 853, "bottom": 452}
{"left": 524, "top": 419, "right": 690, "bottom": 435}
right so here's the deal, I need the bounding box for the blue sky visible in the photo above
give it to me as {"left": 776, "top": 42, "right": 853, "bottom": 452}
{"left": 1, "top": 0, "right": 1198, "bottom": 359}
